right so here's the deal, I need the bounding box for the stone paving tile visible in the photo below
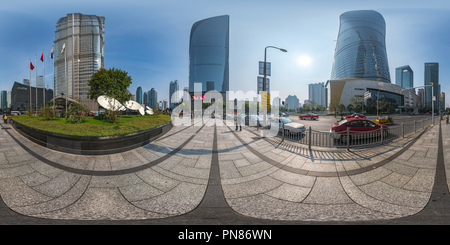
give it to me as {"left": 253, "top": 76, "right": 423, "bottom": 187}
{"left": 0, "top": 119, "right": 443, "bottom": 223}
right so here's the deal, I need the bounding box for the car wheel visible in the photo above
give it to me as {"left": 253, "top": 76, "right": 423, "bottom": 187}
{"left": 340, "top": 135, "right": 351, "bottom": 143}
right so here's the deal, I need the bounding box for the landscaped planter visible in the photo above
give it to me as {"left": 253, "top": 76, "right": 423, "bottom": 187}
{"left": 8, "top": 118, "right": 173, "bottom": 155}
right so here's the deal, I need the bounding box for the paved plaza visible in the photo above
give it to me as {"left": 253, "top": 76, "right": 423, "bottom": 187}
{"left": 0, "top": 117, "right": 449, "bottom": 225}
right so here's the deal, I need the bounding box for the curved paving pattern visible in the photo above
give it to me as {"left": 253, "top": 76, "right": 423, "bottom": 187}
{"left": 0, "top": 118, "right": 449, "bottom": 224}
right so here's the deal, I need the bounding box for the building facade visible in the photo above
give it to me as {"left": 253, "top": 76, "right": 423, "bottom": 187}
{"left": 10, "top": 81, "right": 53, "bottom": 112}
{"left": 330, "top": 10, "right": 391, "bottom": 83}
{"left": 424, "top": 62, "right": 439, "bottom": 109}
{"left": 149, "top": 87, "right": 157, "bottom": 109}
{"left": 54, "top": 13, "right": 105, "bottom": 110}
{"left": 169, "top": 80, "right": 179, "bottom": 109}
{"left": 0, "top": 90, "right": 7, "bottom": 110}
{"left": 395, "top": 65, "right": 414, "bottom": 91}
{"left": 136, "top": 86, "right": 143, "bottom": 104}
{"left": 189, "top": 15, "right": 229, "bottom": 99}
{"left": 329, "top": 78, "right": 419, "bottom": 114}
{"left": 285, "top": 95, "right": 300, "bottom": 111}
{"left": 308, "top": 82, "right": 327, "bottom": 108}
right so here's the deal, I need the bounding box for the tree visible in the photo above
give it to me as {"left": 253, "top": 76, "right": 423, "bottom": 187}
{"left": 88, "top": 68, "right": 132, "bottom": 123}
{"left": 66, "top": 103, "right": 90, "bottom": 123}
{"left": 88, "top": 68, "right": 132, "bottom": 104}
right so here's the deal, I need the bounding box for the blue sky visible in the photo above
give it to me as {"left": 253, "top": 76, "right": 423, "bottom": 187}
{"left": 1, "top": 0, "right": 450, "bottom": 107}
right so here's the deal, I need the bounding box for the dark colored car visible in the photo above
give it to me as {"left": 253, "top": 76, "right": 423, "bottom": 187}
{"left": 330, "top": 118, "right": 388, "bottom": 141}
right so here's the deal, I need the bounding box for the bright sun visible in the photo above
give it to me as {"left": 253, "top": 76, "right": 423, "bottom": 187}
{"left": 298, "top": 55, "right": 312, "bottom": 66}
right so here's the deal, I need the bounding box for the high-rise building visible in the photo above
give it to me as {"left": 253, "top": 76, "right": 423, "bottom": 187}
{"left": 169, "top": 80, "right": 179, "bottom": 109}
{"left": 149, "top": 88, "right": 157, "bottom": 109}
{"left": 189, "top": 15, "right": 229, "bottom": 98}
{"left": 395, "top": 65, "right": 414, "bottom": 91}
{"left": 136, "top": 86, "right": 143, "bottom": 104}
{"left": 143, "top": 92, "right": 148, "bottom": 106}
{"left": 0, "top": 90, "right": 7, "bottom": 110}
{"left": 424, "top": 62, "right": 439, "bottom": 109}
{"left": 54, "top": 13, "right": 105, "bottom": 110}
{"left": 418, "top": 88, "right": 424, "bottom": 108}
{"left": 330, "top": 10, "right": 391, "bottom": 83}
{"left": 308, "top": 82, "right": 327, "bottom": 108}
{"left": 285, "top": 95, "right": 300, "bottom": 111}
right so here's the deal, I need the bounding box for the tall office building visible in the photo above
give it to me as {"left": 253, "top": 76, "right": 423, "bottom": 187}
{"left": 395, "top": 65, "right": 414, "bottom": 91}
{"left": 169, "top": 80, "right": 179, "bottom": 109}
{"left": 330, "top": 10, "right": 391, "bottom": 83}
{"left": 285, "top": 95, "right": 300, "bottom": 111}
{"left": 189, "top": 15, "right": 229, "bottom": 99}
{"left": 424, "top": 62, "right": 439, "bottom": 109}
{"left": 0, "top": 90, "right": 7, "bottom": 110}
{"left": 136, "top": 86, "right": 143, "bottom": 104}
{"left": 54, "top": 13, "right": 105, "bottom": 109}
{"left": 308, "top": 82, "right": 327, "bottom": 108}
{"left": 149, "top": 87, "right": 157, "bottom": 109}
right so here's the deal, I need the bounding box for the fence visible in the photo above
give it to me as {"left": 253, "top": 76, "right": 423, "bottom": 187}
{"left": 278, "top": 118, "right": 433, "bottom": 149}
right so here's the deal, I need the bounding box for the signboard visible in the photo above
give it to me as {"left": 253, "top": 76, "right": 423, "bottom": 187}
{"left": 261, "top": 91, "right": 270, "bottom": 109}
{"left": 259, "top": 61, "right": 271, "bottom": 76}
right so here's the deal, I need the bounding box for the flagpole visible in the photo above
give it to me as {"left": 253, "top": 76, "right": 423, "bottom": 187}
{"left": 29, "top": 59, "right": 32, "bottom": 112}
{"left": 35, "top": 54, "right": 38, "bottom": 113}
{"left": 51, "top": 46, "right": 54, "bottom": 110}
{"left": 42, "top": 49, "right": 45, "bottom": 107}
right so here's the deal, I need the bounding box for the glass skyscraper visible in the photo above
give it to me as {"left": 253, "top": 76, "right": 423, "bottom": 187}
{"left": 136, "top": 86, "right": 143, "bottom": 104}
{"left": 395, "top": 65, "right": 414, "bottom": 91}
{"left": 169, "top": 80, "right": 179, "bottom": 109}
{"left": 189, "top": 15, "right": 229, "bottom": 97}
{"left": 54, "top": 13, "right": 105, "bottom": 102}
{"left": 424, "top": 62, "right": 439, "bottom": 109}
{"left": 330, "top": 10, "right": 391, "bottom": 83}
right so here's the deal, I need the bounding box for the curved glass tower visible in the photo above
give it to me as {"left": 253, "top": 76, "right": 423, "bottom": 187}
{"left": 331, "top": 10, "right": 391, "bottom": 83}
{"left": 189, "top": 15, "right": 229, "bottom": 96}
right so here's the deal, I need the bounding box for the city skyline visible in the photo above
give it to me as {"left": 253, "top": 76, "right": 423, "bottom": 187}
{"left": 1, "top": 0, "right": 450, "bottom": 108}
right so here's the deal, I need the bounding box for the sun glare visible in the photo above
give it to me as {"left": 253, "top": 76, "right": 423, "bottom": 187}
{"left": 298, "top": 55, "right": 312, "bottom": 66}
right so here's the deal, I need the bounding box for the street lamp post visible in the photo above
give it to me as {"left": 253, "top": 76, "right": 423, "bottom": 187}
{"left": 261, "top": 46, "right": 287, "bottom": 136}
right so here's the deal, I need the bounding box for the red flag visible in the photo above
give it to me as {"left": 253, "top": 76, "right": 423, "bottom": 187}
{"left": 40, "top": 52, "right": 44, "bottom": 62}
{"left": 30, "top": 61, "right": 34, "bottom": 70}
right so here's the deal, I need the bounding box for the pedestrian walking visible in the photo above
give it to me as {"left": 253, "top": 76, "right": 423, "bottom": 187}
{"left": 235, "top": 113, "right": 242, "bottom": 131}
{"left": 445, "top": 114, "right": 449, "bottom": 125}
{"left": 2, "top": 114, "right": 7, "bottom": 124}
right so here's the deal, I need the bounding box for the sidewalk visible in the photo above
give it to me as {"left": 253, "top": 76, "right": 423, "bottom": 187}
{"left": 0, "top": 119, "right": 443, "bottom": 223}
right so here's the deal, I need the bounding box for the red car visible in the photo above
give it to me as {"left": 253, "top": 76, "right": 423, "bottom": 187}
{"left": 299, "top": 113, "right": 319, "bottom": 120}
{"left": 345, "top": 113, "right": 366, "bottom": 119}
{"left": 330, "top": 118, "right": 388, "bottom": 141}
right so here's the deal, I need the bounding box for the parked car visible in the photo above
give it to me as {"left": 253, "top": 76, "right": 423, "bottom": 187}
{"left": 270, "top": 117, "right": 306, "bottom": 133}
{"left": 330, "top": 118, "right": 389, "bottom": 142}
{"left": 376, "top": 116, "right": 394, "bottom": 124}
{"left": 244, "top": 115, "right": 264, "bottom": 126}
{"left": 299, "top": 113, "right": 319, "bottom": 120}
{"left": 345, "top": 113, "right": 366, "bottom": 119}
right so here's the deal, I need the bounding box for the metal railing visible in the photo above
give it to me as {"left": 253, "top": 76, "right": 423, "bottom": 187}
{"left": 279, "top": 118, "right": 432, "bottom": 149}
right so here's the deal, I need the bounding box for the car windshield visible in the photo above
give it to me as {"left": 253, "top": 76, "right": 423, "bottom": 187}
{"left": 281, "top": 118, "right": 293, "bottom": 123}
{"left": 338, "top": 119, "right": 348, "bottom": 125}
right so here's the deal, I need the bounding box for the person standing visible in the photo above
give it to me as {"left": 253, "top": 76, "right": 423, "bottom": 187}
{"left": 445, "top": 113, "right": 449, "bottom": 125}
{"left": 2, "top": 114, "right": 7, "bottom": 124}
{"left": 236, "top": 113, "right": 242, "bottom": 131}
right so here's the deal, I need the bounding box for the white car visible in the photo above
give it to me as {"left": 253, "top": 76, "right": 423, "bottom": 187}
{"left": 270, "top": 117, "right": 306, "bottom": 133}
